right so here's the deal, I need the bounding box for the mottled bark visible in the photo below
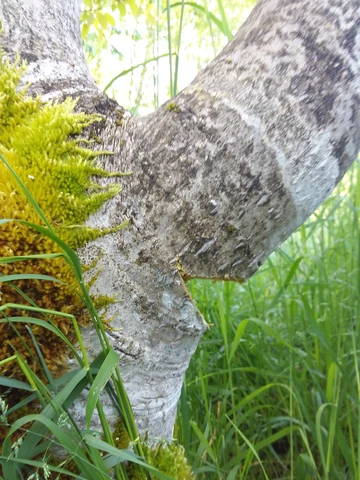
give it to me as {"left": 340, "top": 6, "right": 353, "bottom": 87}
{"left": 1, "top": 0, "right": 359, "bottom": 439}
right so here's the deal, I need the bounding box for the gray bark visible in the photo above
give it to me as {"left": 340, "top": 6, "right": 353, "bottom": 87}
{"left": 1, "top": 0, "right": 359, "bottom": 439}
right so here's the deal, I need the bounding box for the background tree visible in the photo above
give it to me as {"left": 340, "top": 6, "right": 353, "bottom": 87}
{"left": 0, "top": 0, "right": 359, "bottom": 442}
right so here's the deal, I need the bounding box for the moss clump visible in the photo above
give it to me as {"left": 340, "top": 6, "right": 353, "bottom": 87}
{"left": 165, "top": 101, "right": 180, "bottom": 113}
{"left": 0, "top": 55, "right": 122, "bottom": 380}
{"left": 112, "top": 422, "right": 195, "bottom": 480}
{"left": 127, "top": 442, "right": 195, "bottom": 480}
{"left": 113, "top": 417, "right": 131, "bottom": 449}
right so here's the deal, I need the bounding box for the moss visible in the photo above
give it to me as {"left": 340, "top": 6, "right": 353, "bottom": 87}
{"left": 113, "top": 420, "right": 195, "bottom": 480}
{"left": 0, "top": 55, "right": 122, "bottom": 380}
{"left": 93, "top": 294, "right": 117, "bottom": 310}
{"left": 113, "top": 417, "right": 131, "bottom": 449}
{"left": 128, "top": 441, "right": 195, "bottom": 480}
{"left": 166, "top": 102, "right": 180, "bottom": 113}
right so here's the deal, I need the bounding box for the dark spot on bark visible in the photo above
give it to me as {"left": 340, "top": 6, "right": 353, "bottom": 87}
{"left": 136, "top": 249, "right": 151, "bottom": 265}
{"left": 242, "top": 15, "right": 276, "bottom": 48}
{"left": 332, "top": 134, "right": 348, "bottom": 160}
{"left": 264, "top": 78, "right": 274, "bottom": 98}
{"left": 246, "top": 174, "right": 261, "bottom": 194}
{"left": 305, "top": 83, "right": 316, "bottom": 99}
{"left": 351, "top": 95, "right": 360, "bottom": 123}
{"left": 275, "top": 61, "right": 290, "bottom": 75}
{"left": 342, "top": 19, "right": 360, "bottom": 54}
{"left": 238, "top": 161, "right": 255, "bottom": 180}
{"left": 94, "top": 95, "right": 120, "bottom": 116}
{"left": 21, "top": 51, "right": 38, "bottom": 63}
{"left": 300, "top": 31, "right": 353, "bottom": 83}
{"left": 312, "top": 93, "right": 336, "bottom": 127}
{"left": 203, "top": 154, "right": 213, "bottom": 176}
{"left": 325, "top": 54, "right": 351, "bottom": 82}
{"left": 244, "top": 142, "right": 254, "bottom": 156}
{"left": 288, "top": 73, "right": 311, "bottom": 96}
{"left": 188, "top": 166, "right": 197, "bottom": 178}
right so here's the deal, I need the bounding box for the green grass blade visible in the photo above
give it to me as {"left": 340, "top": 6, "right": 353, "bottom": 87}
{"left": 85, "top": 348, "right": 119, "bottom": 428}
{"left": 169, "top": 2, "right": 228, "bottom": 37}
{"left": 173, "top": 0, "right": 185, "bottom": 95}
{"left": 0, "top": 253, "right": 63, "bottom": 264}
{"left": 0, "top": 376, "right": 33, "bottom": 391}
{"left": 216, "top": 0, "right": 232, "bottom": 40}
{"left": 0, "top": 302, "right": 73, "bottom": 318}
{"left": 104, "top": 53, "right": 172, "bottom": 92}
{"left": 0, "top": 273, "right": 62, "bottom": 283}
{"left": 166, "top": 0, "right": 174, "bottom": 97}
{"left": 229, "top": 319, "right": 248, "bottom": 361}
{"left": 315, "top": 403, "right": 332, "bottom": 479}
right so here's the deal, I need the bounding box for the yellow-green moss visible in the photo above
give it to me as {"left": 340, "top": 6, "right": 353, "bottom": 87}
{"left": 165, "top": 101, "right": 180, "bottom": 113}
{"left": 0, "top": 55, "right": 122, "bottom": 380}
{"left": 127, "top": 442, "right": 195, "bottom": 480}
{"left": 113, "top": 420, "right": 195, "bottom": 480}
{"left": 113, "top": 417, "right": 131, "bottom": 449}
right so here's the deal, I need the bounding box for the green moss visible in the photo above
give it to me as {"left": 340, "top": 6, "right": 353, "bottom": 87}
{"left": 166, "top": 101, "right": 180, "bottom": 113}
{"left": 113, "top": 421, "right": 195, "bottom": 480}
{"left": 128, "top": 441, "right": 195, "bottom": 480}
{"left": 113, "top": 417, "right": 131, "bottom": 449}
{"left": 0, "top": 55, "right": 123, "bottom": 380}
{"left": 93, "top": 294, "right": 117, "bottom": 310}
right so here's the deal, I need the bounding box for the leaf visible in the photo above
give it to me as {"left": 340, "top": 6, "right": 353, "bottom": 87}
{"left": 0, "top": 273, "right": 62, "bottom": 283}
{"left": 0, "top": 253, "right": 63, "bottom": 264}
{"left": 86, "top": 348, "right": 119, "bottom": 428}
{"left": 0, "top": 376, "right": 33, "bottom": 391}
{"left": 229, "top": 319, "right": 248, "bottom": 361}
{"left": 326, "top": 362, "right": 338, "bottom": 403}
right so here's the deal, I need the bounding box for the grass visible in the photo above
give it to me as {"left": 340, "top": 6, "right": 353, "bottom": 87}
{"left": 176, "top": 160, "right": 360, "bottom": 479}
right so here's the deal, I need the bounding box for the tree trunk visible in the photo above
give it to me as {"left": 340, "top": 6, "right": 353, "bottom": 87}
{"left": 1, "top": 0, "right": 359, "bottom": 439}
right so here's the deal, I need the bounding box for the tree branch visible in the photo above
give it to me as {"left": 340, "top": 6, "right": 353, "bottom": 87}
{"left": 111, "top": 0, "right": 360, "bottom": 281}
{"left": 0, "top": 0, "right": 96, "bottom": 99}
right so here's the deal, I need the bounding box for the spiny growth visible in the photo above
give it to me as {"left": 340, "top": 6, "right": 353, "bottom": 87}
{"left": 0, "top": 55, "right": 121, "bottom": 380}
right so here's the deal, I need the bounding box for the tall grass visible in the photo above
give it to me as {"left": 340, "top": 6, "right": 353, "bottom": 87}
{"left": 176, "top": 160, "right": 360, "bottom": 479}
